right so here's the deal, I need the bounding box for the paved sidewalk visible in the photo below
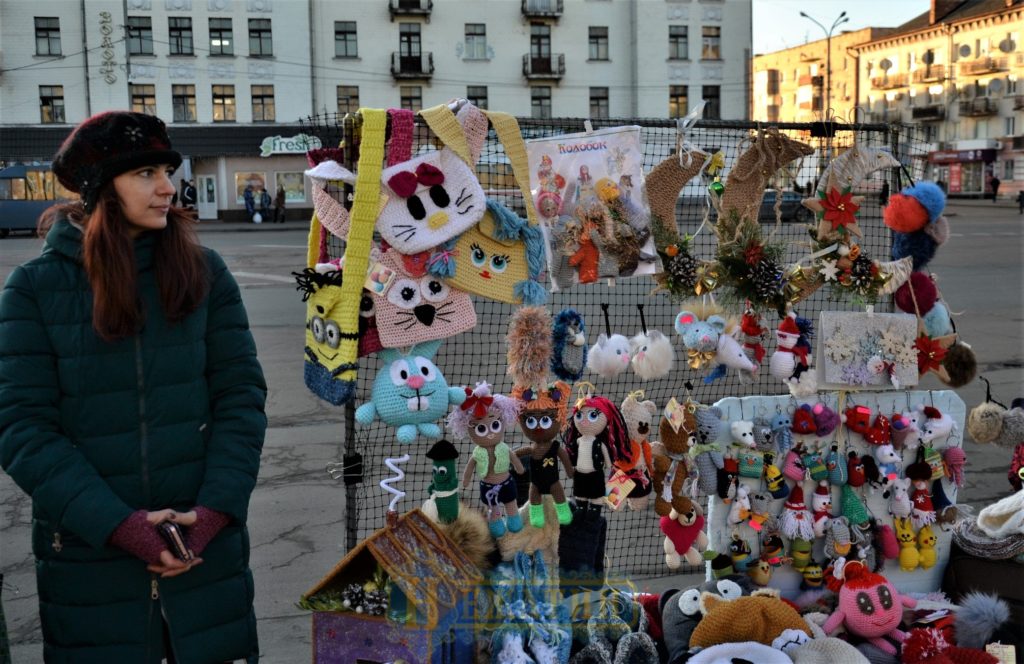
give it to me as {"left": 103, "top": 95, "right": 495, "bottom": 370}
{"left": 195, "top": 219, "right": 309, "bottom": 232}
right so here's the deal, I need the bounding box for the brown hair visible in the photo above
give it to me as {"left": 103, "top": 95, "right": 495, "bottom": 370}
{"left": 39, "top": 187, "right": 209, "bottom": 341}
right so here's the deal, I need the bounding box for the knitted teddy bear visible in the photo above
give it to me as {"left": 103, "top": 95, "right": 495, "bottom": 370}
{"left": 823, "top": 562, "right": 917, "bottom": 655}
{"left": 660, "top": 499, "right": 709, "bottom": 570}
{"left": 690, "top": 589, "right": 811, "bottom": 649}
{"left": 616, "top": 392, "right": 658, "bottom": 511}
{"left": 652, "top": 404, "right": 697, "bottom": 516}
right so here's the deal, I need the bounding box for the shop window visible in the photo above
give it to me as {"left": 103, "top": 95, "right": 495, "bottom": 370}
{"left": 669, "top": 85, "right": 687, "bottom": 119}
{"left": 39, "top": 85, "right": 65, "bottom": 123}
{"left": 172, "top": 84, "right": 196, "bottom": 122}
{"left": 169, "top": 17, "right": 193, "bottom": 55}
{"left": 276, "top": 172, "right": 307, "bottom": 203}
{"left": 213, "top": 84, "right": 236, "bottom": 122}
{"left": 234, "top": 172, "right": 267, "bottom": 204}
{"left": 248, "top": 18, "right": 272, "bottom": 57}
{"left": 251, "top": 85, "right": 275, "bottom": 122}
{"left": 337, "top": 85, "right": 359, "bottom": 114}
{"left": 130, "top": 84, "right": 157, "bottom": 116}
{"left": 335, "top": 21, "right": 357, "bottom": 58}
{"left": 209, "top": 18, "right": 233, "bottom": 55}
{"left": 127, "top": 16, "right": 154, "bottom": 55}
{"left": 35, "top": 17, "right": 61, "bottom": 56}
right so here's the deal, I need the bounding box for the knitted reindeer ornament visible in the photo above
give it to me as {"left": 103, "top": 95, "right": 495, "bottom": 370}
{"left": 822, "top": 562, "right": 917, "bottom": 656}
{"left": 506, "top": 306, "right": 553, "bottom": 390}
{"left": 550, "top": 308, "right": 587, "bottom": 382}
{"left": 629, "top": 304, "right": 675, "bottom": 380}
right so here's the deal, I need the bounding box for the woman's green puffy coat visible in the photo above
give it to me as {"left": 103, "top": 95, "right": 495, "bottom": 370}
{"left": 0, "top": 219, "right": 267, "bottom": 663}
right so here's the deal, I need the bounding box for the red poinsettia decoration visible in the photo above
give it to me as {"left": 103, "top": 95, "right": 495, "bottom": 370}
{"left": 743, "top": 242, "right": 765, "bottom": 266}
{"left": 914, "top": 335, "right": 948, "bottom": 375}
{"left": 819, "top": 187, "right": 860, "bottom": 232}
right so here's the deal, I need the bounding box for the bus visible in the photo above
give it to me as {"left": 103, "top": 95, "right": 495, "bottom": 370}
{"left": 0, "top": 163, "right": 76, "bottom": 238}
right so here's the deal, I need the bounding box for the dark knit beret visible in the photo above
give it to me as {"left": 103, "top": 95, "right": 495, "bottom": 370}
{"left": 52, "top": 111, "right": 182, "bottom": 211}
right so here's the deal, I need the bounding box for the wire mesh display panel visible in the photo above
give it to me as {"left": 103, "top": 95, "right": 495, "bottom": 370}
{"left": 297, "top": 114, "right": 927, "bottom": 577}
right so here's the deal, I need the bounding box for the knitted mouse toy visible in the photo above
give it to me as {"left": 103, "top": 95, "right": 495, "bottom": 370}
{"left": 823, "top": 561, "right": 917, "bottom": 655}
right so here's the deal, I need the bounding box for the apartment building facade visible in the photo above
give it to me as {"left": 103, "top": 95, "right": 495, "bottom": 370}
{"left": 0, "top": 0, "right": 752, "bottom": 219}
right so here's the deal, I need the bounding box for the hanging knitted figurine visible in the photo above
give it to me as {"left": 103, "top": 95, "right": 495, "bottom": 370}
{"left": 728, "top": 532, "right": 754, "bottom": 572}
{"left": 565, "top": 393, "right": 631, "bottom": 516}
{"left": 894, "top": 516, "right": 920, "bottom": 572}
{"left": 771, "top": 411, "right": 794, "bottom": 455}
{"left": 616, "top": 391, "right": 658, "bottom": 510}
{"left": 822, "top": 561, "right": 917, "bottom": 656}
{"left": 770, "top": 312, "right": 816, "bottom": 396}
{"left": 847, "top": 451, "right": 866, "bottom": 488}
{"left": 673, "top": 300, "right": 757, "bottom": 383}
{"left": 653, "top": 399, "right": 699, "bottom": 514}
{"left": 629, "top": 304, "right": 675, "bottom": 380}
{"left": 811, "top": 481, "right": 833, "bottom": 539}
{"left": 451, "top": 383, "right": 525, "bottom": 538}
{"left": 885, "top": 477, "right": 913, "bottom": 519}
{"left": 727, "top": 485, "right": 752, "bottom": 527}
{"left": 513, "top": 381, "right": 575, "bottom": 528}
{"left": 763, "top": 452, "right": 790, "bottom": 499}
{"left": 917, "top": 525, "right": 937, "bottom": 570}
{"left": 842, "top": 404, "right": 873, "bottom": 437}
{"left": 422, "top": 439, "right": 461, "bottom": 525}
{"left": 814, "top": 403, "right": 842, "bottom": 437}
{"left": 789, "top": 537, "right": 813, "bottom": 571}
{"left": 587, "top": 303, "right": 632, "bottom": 378}
{"left": 506, "top": 306, "right": 554, "bottom": 392}
{"left": 905, "top": 448, "right": 937, "bottom": 529}
{"left": 739, "top": 306, "right": 767, "bottom": 385}
{"left": 825, "top": 444, "right": 848, "bottom": 486}
{"left": 840, "top": 483, "right": 871, "bottom": 526}
{"left": 690, "top": 406, "right": 726, "bottom": 498}
{"left": 823, "top": 516, "right": 854, "bottom": 560}
{"left": 550, "top": 308, "right": 588, "bottom": 382}
{"left": 780, "top": 484, "right": 815, "bottom": 541}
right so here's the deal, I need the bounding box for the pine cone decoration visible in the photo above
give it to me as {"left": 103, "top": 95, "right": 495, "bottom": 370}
{"left": 339, "top": 583, "right": 366, "bottom": 612}
{"left": 849, "top": 255, "right": 874, "bottom": 289}
{"left": 667, "top": 252, "right": 699, "bottom": 290}
{"left": 749, "top": 258, "right": 783, "bottom": 300}
{"left": 362, "top": 589, "right": 389, "bottom": 616}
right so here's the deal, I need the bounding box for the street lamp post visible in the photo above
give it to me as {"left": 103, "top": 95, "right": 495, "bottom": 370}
{"left": 800, "top": 10, "right": 850, "bottom": 115}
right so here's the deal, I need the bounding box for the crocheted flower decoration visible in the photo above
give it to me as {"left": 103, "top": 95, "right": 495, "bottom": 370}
{"left": 818, "top": 258, "right": 840, "bottom": 282}
{"left": 914, "top": 335, "right": 948, "bottom": 375}
{"left": 820, "top": 187, "right": 860, "bottom": 232}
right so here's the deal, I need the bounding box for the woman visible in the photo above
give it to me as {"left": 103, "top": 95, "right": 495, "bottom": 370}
{"left": 0, "top": 111, "right": 267, "bottom": 663}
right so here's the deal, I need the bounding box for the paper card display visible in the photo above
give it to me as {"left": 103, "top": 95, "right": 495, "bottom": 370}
{"left": 818, "top": 311, "right": 919, "bottom": 390}
{"left": 525, "top": 126, "right": 659, "bottom": 289}
{"left": 605, "top": 470, "right": 636, "bottom": 511}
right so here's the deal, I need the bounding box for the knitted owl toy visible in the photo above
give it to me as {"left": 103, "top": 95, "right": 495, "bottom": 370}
{"left": 823, "top": 561, "right": 917, "bottom": 655}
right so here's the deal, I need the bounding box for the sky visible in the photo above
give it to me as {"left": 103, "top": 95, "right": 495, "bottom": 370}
{"left": 752, "top": 0, "right": 931, "bottom": 55}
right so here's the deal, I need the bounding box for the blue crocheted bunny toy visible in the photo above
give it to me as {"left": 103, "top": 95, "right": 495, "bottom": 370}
{"left": 355, "top": 339, "right": 466, "bottom": 443}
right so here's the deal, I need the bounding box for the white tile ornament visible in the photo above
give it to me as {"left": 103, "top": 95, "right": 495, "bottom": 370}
{"left": 702, "top": 65, "right": 723, "bottom": 80}
{"left": 209, "top": 63, "right": 235, "bottom": 79}
{"left": 249, "top": 61, "right": 273, "bottom": 79}
{"left": 168, "top": 63, "right": 196, "bottom": 80}
{"left": 165, "top": 0, "right": 192, "bottom": 10}
{"left": 128, "top": 63, "right": 156, "bottom": 81}
{"left": 666, "top": 6, "right": 689, "bottom": 20}
{"left": 708, "top": 390, "right": 965, "bottom": 598}
{"left": 702, "top": 6, "right": 723, "bottom": 20}
{"left": 818, "top": 312, "right": 918, "bottom": 390}
{"left": 127, "top": 0, "right": 152, "bottom": 9}
{"left": 248, "top": 0, "right": 272, "bottom": 11}
{"left": 208, "top": 0, "right": 232, "bottom": 10}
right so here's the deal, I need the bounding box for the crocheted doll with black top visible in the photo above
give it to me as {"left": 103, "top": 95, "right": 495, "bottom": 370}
{"left": 449, "top": 382, "right": 525, "bottom": 538}
{"left": 564, "top": 395, "right": 631, "bottom": 516}
{"left": 512, "top": 381, "right": 575, "bottom": 528}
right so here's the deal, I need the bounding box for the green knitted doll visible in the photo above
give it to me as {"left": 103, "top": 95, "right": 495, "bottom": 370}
{"left": 425, "top": 439, "right": 461, "bottom": 524}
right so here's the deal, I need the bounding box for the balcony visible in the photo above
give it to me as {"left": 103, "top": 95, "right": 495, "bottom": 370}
{"left": 522, "top": 53, "right": 565, "bottom": 80}
{"left": 959, "top": 56, "right": 1008, "bottom": 76}
{"left": 871, "top": 73, "right": 909, "bottom": 90}
{"left": 1015, "top": 95, "right": 1024, "bottom": 111}
{"left": 958, "top": 97, "right": 998, "bottom": 116}
{"left": 390, "top": 51, "right": 434, "bottom": 79}
{"left": 388, "top": 0, "right": 432, "bottom": 21}
{"left": 911, "top": 104, "right": 945, "bottom": 121}
{"left": 521, "top": 0, "right": 563, "bottom": 19}
{"left": 912, "top": 64, "right": 945, "bottom": 83}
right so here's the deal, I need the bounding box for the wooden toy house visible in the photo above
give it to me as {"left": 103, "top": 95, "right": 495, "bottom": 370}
{"left": 304, "top": 509, "right": 483, "bottom": 663}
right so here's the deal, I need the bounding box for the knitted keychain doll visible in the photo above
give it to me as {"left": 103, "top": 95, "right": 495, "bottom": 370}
{"left": 905, "top": 448, "right": 937, "bottom": 529}
{"left": 422, "top": 439, "right": 461, "bottom": 525}
{"left": 564, "top": 392, "right": 631, "bottom": 517}
{"left": 450, "top": 382, "right": 526, "bottom": 538}
{"left": 587, "top": 304, "right": 632, "bottom": 379}
{"left": 629, "top": 304, "right": 676, "bottom": 380}
{"left": 512, "top": 381, "right": 575, "bottom": 528}
{"left": 822, "top": 561, "right": 917, "bottom": 655}
{"left": 780, "top": 484, "right": 815, "bottom": 541}
{"left": 769, "top": 312, "right": 816, "bottom": 396}
{"left": 616, "top": 391, "right": 658, "bottom": 510}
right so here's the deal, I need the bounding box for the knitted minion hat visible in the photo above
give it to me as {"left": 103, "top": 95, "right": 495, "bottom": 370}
{"left": 52, "top": 111, "right": 182, "bottom": 212}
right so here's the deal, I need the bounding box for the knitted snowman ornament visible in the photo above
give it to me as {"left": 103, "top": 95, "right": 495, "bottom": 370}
{"left": 769, "top": 313, "right": 816, "bottom": 396}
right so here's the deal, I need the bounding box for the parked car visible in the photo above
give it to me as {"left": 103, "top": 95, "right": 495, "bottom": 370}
{"left": 759, "top": 190, "right": 813, "bottom": 224}
{"left": 0, "top": 163, "right": 75, "bottom": 238}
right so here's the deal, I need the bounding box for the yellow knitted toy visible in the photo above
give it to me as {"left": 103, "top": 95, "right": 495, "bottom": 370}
{"left": 917, "top": 524, "right": 937, "bottom": 569}
{"left": 894, "top": 516, "right": 920, "bottom": 572}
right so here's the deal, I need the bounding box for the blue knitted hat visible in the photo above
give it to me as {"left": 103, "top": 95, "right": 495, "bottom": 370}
{"left": 900, "top": 181, "right": 945, "bottom": 225}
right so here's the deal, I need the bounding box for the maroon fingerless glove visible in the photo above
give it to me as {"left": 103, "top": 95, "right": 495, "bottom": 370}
{"left": 187, "top": 506, "right": 230, "bottom": 556}
{"left": 109, "top": 510, "right": 166, "bottom": 565}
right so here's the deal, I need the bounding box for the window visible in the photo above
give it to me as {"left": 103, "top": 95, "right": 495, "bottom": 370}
{"left": 465, "top": 23, "right": 487, "bottom": 60}
{"left": 251, "top": 85, "right": 275, "bottom": 122}
{"left": 1008, "top": 75, "right": 1018, "bottom": 95}
{"left": 531, "top": 86, "right": 552, "bottom": 119}
{"left": 172, "top": 84, "right": 196, "bottom": 122}
{"left": 209, "top": 18, "right": 233, "bottom": 55}
{"left": 1004, "top": 159, "right": 1015, "bottom": 180}
{"left": 668, "top": 26, "right": 688, "bottom": 60}
{"left": 400, "top": 85, "right": 422, "bottom": 111}
{"left": 127, "top": 16, "right": 154, "bottom": 55}
{"left": 248, "top": 18, "right": 272, "bottom": 56}
{"left": 589, "top": 26, "right": 608, "bottom": 61}
{"left": 701, "top": 26, "right": 721, "bottom": 59}
{"left": 337, "top": 85, "right": 359, "bottom": 114}
{"left": 467, "top": 85, "right": 488, "bottom": 110}
{"left": 589, "top": 86, "right": 609, "bottom": 118}
{"left": 335, "top": 21, "right": 357, "bottom": 58}
{"left": 766, "top": 69, "right": 780, "bottom": 95}
{"left": 1007, "top": 116, "right": 1017, "bottom": 137}
{"left": 130, "top": 84, "right": 157, "bottom": 115}
{"left": 668, "top": 85, "right": 687, "bottom": 118}
{"left": 531, "top": 23, "right": 551, "bottom": 59}
{"left": 399, "top": 23, "right": 421, "bottom": 57}
{"left": 212, "top": 84, "right": 236, "bottom": 122}
{"left": 703, "top": 85, "right": 721, "bottom": 119}
{"left": 168, "top": 17, "right": 193, "bottom": 55}
{"left": 35, "top": 17, "right": 61, "bottom": 56}
{"left": 39, "top": 85, "right": 65, "bottom": 123}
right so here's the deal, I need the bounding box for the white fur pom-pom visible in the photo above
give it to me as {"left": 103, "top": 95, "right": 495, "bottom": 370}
{"left": 588, "top": 333, "right": 632, "bottom": 378}
{"left": 630, "top": 330, "right": 675, "bottom": 380}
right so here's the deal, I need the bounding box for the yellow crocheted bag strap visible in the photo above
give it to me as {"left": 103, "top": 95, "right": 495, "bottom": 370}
{"left": 335, "top": 108, "right": 387, "bottom": 387}
{"left": 484, "top": 110, "right": 537, "bottom": 227}
{"left": 306, "top": 211, "right": 323, "bottom": 269}
{"left": 418, "top": 103, "right": 473, "bottom": 166}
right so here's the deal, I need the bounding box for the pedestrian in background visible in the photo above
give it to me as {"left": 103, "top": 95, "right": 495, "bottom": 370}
{"left": 1017, "top": 189, "right": 1023, "bottom": 214}
{"left": 259, "top": 187, "right": 272, "bottom": 222}
{"left": 0, "top": 111, "right": 267, "bottom": 662}
{"left": 990, "top": 175, "right": 1001, "bottom": 202}
{"left": 243, "top": 183, "right": 256, "bottom": 222}
{"left": 181, "top": 178, "right": 197, "bottom": 210}
{"left": 273, "top": 186, "right": 286, "bottom": 223}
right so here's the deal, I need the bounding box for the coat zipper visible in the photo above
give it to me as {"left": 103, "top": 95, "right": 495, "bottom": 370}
{"left": 147, "top": 577, "right": 157, "bottom": 663}
{"left": 135, "top": 337, "right": 151, "bottom": 504}
{"left": 52, "top": 532, "right": 62, "bottom": 552}
{"left": 157, "top": 579, "right": 181, "bottom": 663}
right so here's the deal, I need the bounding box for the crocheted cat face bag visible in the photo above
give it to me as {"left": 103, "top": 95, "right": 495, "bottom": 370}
{"left": 378, "top": 149, "right": 485, "bottom": 254}
{"left": 438, "top": 199, "right": 547, "bottom": 305}
{"left": 373, "top": 249, "right": 477, "bottom": 348}
{"left": 294, "top": 266, "right": 354, "bottom": 405}
{"left": 354, "top": 339, "right": 467, "bottom": 443}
